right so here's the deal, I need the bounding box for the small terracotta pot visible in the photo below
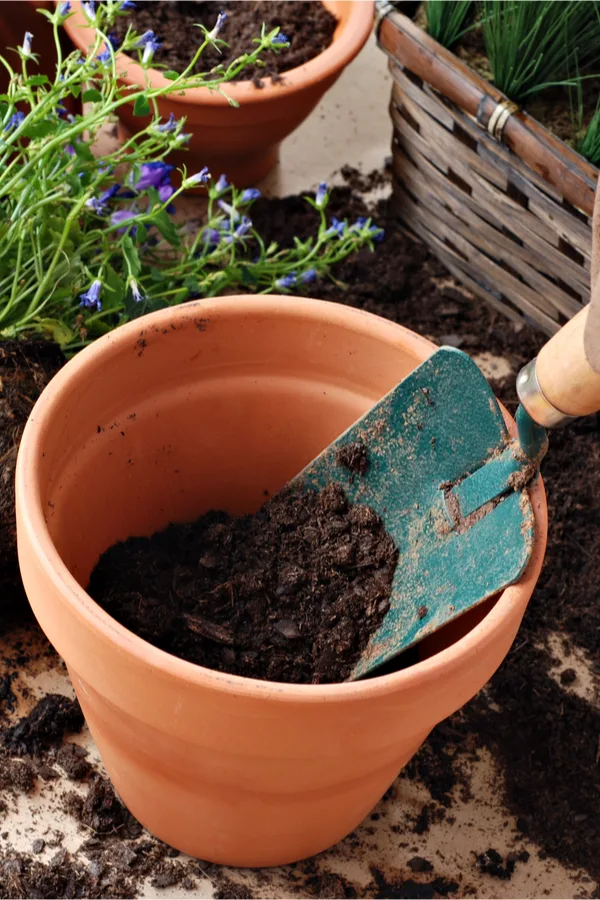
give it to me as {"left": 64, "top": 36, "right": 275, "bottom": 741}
{"left": 0, "top": 2, "right": 78, "bottom": 114}
{"left": 16, "top": 298, "right": 547, "bottom": 867}
{"left": 61, "top": 1, "right": 374, "bottom": 186}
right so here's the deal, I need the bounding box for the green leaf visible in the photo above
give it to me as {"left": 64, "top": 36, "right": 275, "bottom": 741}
{"left": 71, "top": 140, "right": 95, "bottom": 162}
{"left": 133, "top": 95, "right": 151, "bottom": 117}
{"left": 163, "top": 70, "right": 180, "bottom": 81}
{"left": 52, "top": 321, "right": 74, "bottom": 346}
{"left": 27, "top": 74, "right": 51, "bottom": 87}
{"left": 150, "top": 209, "right": 180, "bottom": 247}
{"left": 135, "top": 222, "right": 148, "bottom": 245}
{"left": 184, "top": 276, "right": 200, "bottom": 293}
{"left": 22, "top": 121, "right": 55, "bottom": 139}
{"left": 122, "top": 235, "right": 142, "bottom": 277}
{"left": 82, "top": 88, "right": 103, "bottom": 103}
{"left": 104, "top": 263, "right": 127, "bottom": 304}
{"left": 69, "top": 84, "right": 81, "bottom": 99}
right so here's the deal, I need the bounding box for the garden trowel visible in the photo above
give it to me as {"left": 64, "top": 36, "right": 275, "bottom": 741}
{"left": 292, "top": 304, "right": 600, "bottom": 680}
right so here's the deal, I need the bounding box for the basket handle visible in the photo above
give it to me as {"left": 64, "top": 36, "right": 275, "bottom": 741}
{"left": 584, "top": 177, "right": 600, "bottom": 372}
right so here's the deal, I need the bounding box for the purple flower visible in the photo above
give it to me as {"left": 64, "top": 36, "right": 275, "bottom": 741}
{"left": 203, "top": 228, "right": 221, "bottom": 247}
{"left": 371, "top": 226, "right": 385, "bottom": 242}
{"left": 136, "top": 30, "right": 157, "bottom": 47}
{"left": 108, "top": 32, "right": 120, "bottom": 50}
{"left": 209, "top": 11, "right": 227, "bottom": 40}
{"left": 129, "top": 278, "right": 144, "bottom": 303}
{"left": 120, "top": 0, "right": 136, "bottom": 8}
{"left": 22, "top": 32, "right": 33, "bottom": 57}
{"left": 158, "top": 183, "right": 174, "bottom": 204}
{"left": 111, "top": 209, "right": 137, "bottom": 232}
{"left": 59, "top": 1, "right": 71, "bottom": 14}
{"left": 82, "top": 1, "right": 96, "bottom": 22}
{"left": 100, "top": 183, "right": 121, "bottom": 203}
{"left": 240, "top": 188, "right": 261, "bottom": 203}
{"left": 155, "top": 112, "right": 177, "bottom": 133}
{"left": 234, "top": 216, "right": 252, "bottom": 238}
{"left": 325, "top": 217, "right": 346, "bottom": 238}
{"left": 301, "top": 268, "right": 317, "bottom": 284}
{"left": 142, "top": 37, "right": 162, "bottom": 65}
{"left": 272, "top": 33, "right": 289, "bottom": 45}
{"left": 133, "top": 161, "right": 173, "bottom": 191}
{"left": 3, "top": 111, "right": 24, "bottom": 132}
{"left": 215, "top": 174, "right": 229, "bottom": 193}
{"left": 315, "top": 182, "right": 327, "bottom": 208}
{"left": 185, "top": 166, "right": 211, "bottom": 187}
{"left": 79, "top": 279, "right": 102, "bottom": 311}
{"left": 276, "top": 273, "right": 296, "bottom": 289}
{"left": 65, "top": 144, "right": 76, "bottom": 156}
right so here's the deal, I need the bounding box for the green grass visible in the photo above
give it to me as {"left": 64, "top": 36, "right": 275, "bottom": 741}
{"left": 481, "top": 0, "right": 600, "bottom": 102}
{"left": 426, "top": 0, "right": 474, "bottom": 49}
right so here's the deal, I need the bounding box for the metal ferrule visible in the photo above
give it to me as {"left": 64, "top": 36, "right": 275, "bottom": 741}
{"left": 516, "top": 358, "right": 576, "bottom": 428}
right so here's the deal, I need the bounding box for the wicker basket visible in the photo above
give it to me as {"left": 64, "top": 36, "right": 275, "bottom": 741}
{"left": 376, "top": 3, "right": 599, "bottom": 334}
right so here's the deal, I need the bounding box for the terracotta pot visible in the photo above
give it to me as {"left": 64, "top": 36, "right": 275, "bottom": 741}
{"left": 16, "top": 297, "right": 547, "bottom": 867}
{"left": 61, "top": 1, "right": 374, "bottom": 186}
{"left": 0, "top": 2, "right": 78, "bottom": 114}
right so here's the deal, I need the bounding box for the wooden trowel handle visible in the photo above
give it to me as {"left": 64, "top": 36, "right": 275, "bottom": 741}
{"left": 536, "top": 305, "right": 600, "bottom": 419}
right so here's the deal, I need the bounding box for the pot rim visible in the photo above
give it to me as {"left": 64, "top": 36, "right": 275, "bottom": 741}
{"left": 61, "top": 1, "right": 375, "bottom": 107}
{"left": 17, "top": 296, "right": 548, "bottom": 702}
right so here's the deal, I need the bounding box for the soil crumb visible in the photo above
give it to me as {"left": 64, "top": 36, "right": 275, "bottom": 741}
{"left": 336, "top": 441, "right": 370, "bottom": 477}
{"left": 89, "top": 484, "right": 398, "bottom": 684}
{"left": 112, "top": 1, "right": 338, "bottom": 86}
{"left": 2, "top": 694, "right": 84, "bottom": 755}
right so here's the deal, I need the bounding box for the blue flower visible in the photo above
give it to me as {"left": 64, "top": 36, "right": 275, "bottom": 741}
{"left": 97, "top": 43, "right": 112, "bottom": 64}
{"left": 142, "top": 37, "right": 162, "bottom": 64}
{"left": 240, "top": 188, "right": 261, "bottom": 203}
{"left": 185, "top": 166, "right": 211, "bottom": 187}
{"left": 3, "top": 111, "right": 24, "bottom": 132}
{"left": 85, "top": 197, "right": 105, "bottom": 214}
{"left": 235, "top": 216, "right": 252, "bottom": 238}
{"left": 22, "top": 32, "right": 33, "bottom": 57}
{"left": 136, "top": 30, "right": 157, "bottom": 47}
{"left": 215, "top": 174, "right": 229, "bottom": 193}
{"left": 120, "top": 0, "right": 136, "bottom": 8}
{"left": 315, "top": 182, "right": 327, "bottom": 208}
{"left": 79, "top": 279, "right": 102, "bottom": 310}
{"left": 99, "top": 183, "right": 121, "bottom": 203}
{"left": 133, "top": 161, "right": 173, "bottom": 191}
{"left": 217, "top": 198, "right": 239, "bottom": 221}
{"left": 155, "top": 112, "right": 177, "bottom": 133}
{"left": 209, "top": 11, "right": 227, "bottom": 40}
{"left": 82, "top": 1, "right": 96, "bottom": 22}
{"left": 272, "top": 33, "right": 289, "bottom": 45}
{"left": 301, "top": 268, "right": 317, "bottom": 284}
{"left": 59, "top": 1, "right": 71, "bottom": 15}
{"left": 276, "top": 273, "right": 297, "bottom": 289}
{"left": 108, "top": 32, "right": 120, "bottom": 50}
{"left": 129, "top": 278, "right": 144, "bottom": 303}
{"left": 325, "top": 217, "right": 346, "bottom": 238}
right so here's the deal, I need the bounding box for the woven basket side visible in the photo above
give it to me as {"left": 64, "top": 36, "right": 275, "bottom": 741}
{"left": 390, "top": 66, "right": 592, "bottom": 334}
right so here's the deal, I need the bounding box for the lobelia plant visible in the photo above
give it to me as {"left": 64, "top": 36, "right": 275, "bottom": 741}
{"left": 0, "top": 1, "right": 383, "bottom": 353}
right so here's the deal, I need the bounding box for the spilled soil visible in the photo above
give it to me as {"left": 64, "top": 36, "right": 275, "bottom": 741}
{"left": 0, "top": 168, "right": 599, "bottom": 895}
{"left": 111, "top": 1, "right": 338, "bottom": 86}
{"left": 88, "top": 484, "right": 397, "bottom": 685}
{"left": 0, "top": 342, "right": 64, "bottom": 631}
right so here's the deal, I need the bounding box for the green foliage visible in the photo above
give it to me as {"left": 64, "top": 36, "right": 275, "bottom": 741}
{"left": 426, "top": 0, "right": 474, "bottom": 50}
{"left": 0, "top": 1, "right": 382, "bottom": 352}
{"left": 481, "top": 0, "right": 600, "bottom": 102}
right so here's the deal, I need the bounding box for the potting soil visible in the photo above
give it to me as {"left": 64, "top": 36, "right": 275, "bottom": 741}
{"left": 110, "top": 1, "right": 338, "bottom": 86}
{"left": 1, "top": 169, "right": 600, "bottom": 896}
{"left": 88, "top": 483, "right": 398, "bottom": 685}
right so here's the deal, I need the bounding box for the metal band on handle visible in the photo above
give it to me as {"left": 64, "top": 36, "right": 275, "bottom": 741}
{"left": 516, "top": 358, "right": 576, "bottom": 428}
{"left": 374, "top": 0, "right": 395, "bottom": 35}
{"left": 487, "top": 100, "right": 519, "bottom": 141}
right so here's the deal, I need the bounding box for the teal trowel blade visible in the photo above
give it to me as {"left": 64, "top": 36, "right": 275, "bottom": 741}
{"left": 292, "top": 347, "right": 536, "bottom": 680}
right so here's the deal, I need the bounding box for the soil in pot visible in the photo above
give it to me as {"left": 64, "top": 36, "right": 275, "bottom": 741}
{"left": 110, "top": 1, "right": 339, "bottom": 87}
{"left": 0, "top": 342, "right": 64, "bottom": 628}
{"left": 88, "top": 482, "right": 398, "bottom": 685}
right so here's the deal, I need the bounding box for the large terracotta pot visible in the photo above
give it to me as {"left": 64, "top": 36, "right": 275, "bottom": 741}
{"left": 16, "top": 297, "right": 547, "bottom": 866}
{"left": 62, "top": 1, "right": 374, "bottom": 185}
